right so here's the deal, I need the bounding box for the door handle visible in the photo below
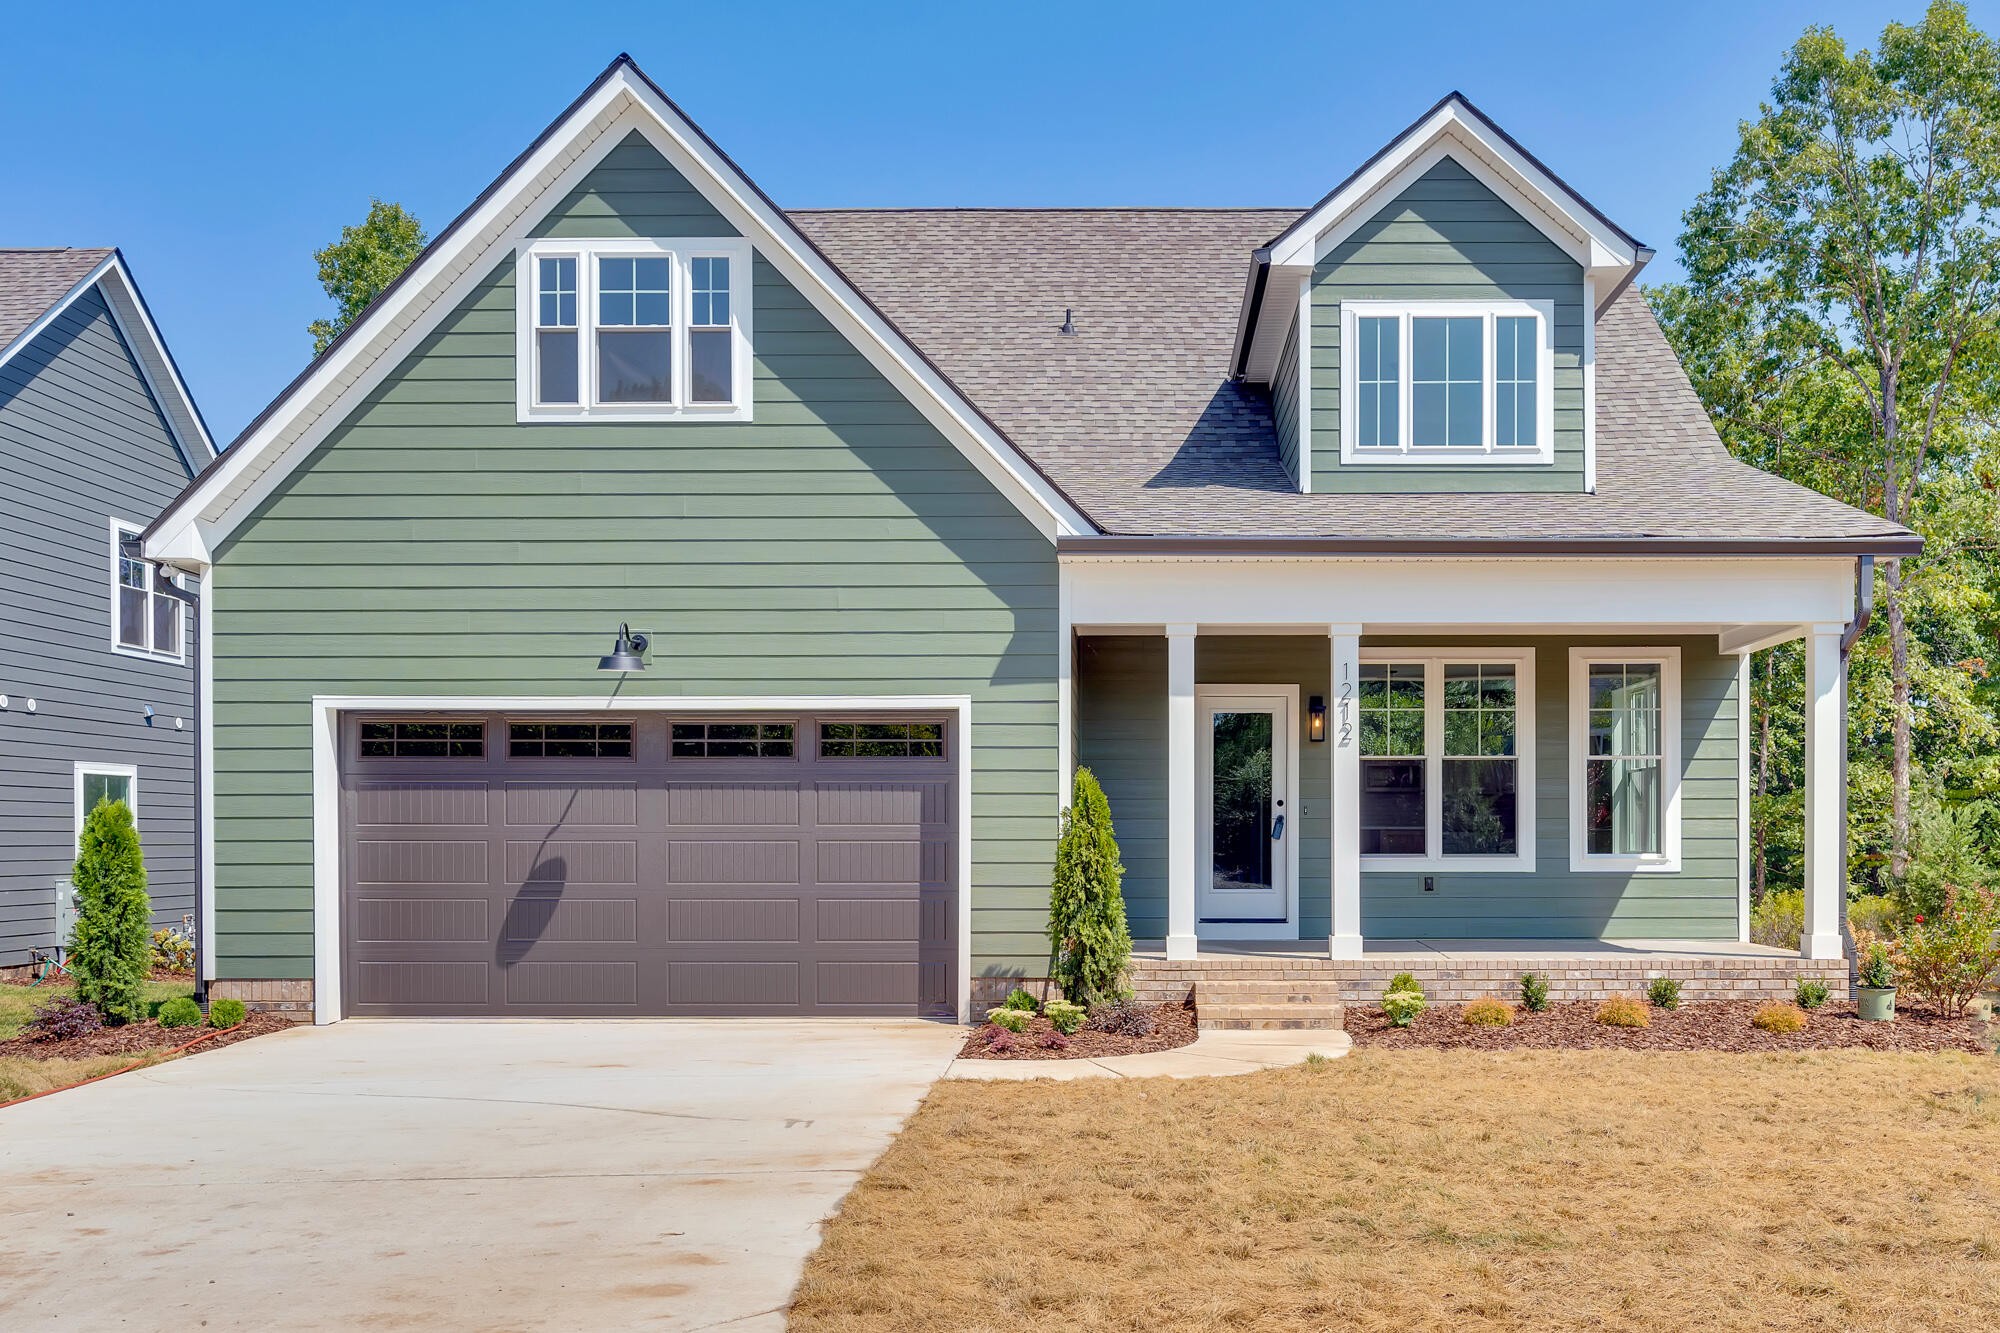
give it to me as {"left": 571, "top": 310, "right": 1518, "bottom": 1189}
{"left": 1270, "top": 813, "right": 1285, "bottom": 841}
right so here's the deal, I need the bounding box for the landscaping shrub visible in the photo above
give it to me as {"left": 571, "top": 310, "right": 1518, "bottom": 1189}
{"left": 1382, "top": 988, "right": 1427, "bottom": 1028}
{"left": 1849, "top": 893, "right": 1902, "bottom": 940}
{"left": 1462, "top": 998, "right": 1513, "bottom": 1027}
{"left": 1520, "top": 972, "right": 1550, "bottom": 1012}
{"left": 986, "top": 1007, "right": 1030, "bottom": 1034}
{"left": 1890, "top": 886, "right": 2000, "bottom": 1016}
{"left": 1595, "top": 995, "right": 1650, "bottom": 1028}
{"left": 23, "top": 996, "right": 102, "bottom": 1042}
{"left": 157, "top": 996, "right": 202, "bottom": 1029}
{"left": 1749, "top": 889, "right": 1804, "bottom": 949}
{"left": 151, "top": 926, "right": 194, "bottom": 974}
{"left": 1001, "top": 987, "right": 1038, "bottom": 1013}
{"left": 1043, "top": 999, "right": 1085, "bottom": 1036}
{"left": 1039, "top": 1031, "right": 1070, "bottom": 1052}
{"left": 208, "top": 998, "right": 248, "bottom": 1028}
{"left": 1858, "top": 939, "right": 1897, "bottom": 990}
{"left": 69, "top": 798, "right": 153, "bottom": 1024}
{"left": 1388, "top": 971, "right": 1424, "bottom": 997}
{"left": 1794, "top": 978, "right": 1831, "bottom": 1011}
{"left": 1046, "top": 767, "right": 1132, "bottom": 1003}
{"left": 1646, "top": 977, "right": 1683, "bottom": 1010}
{"left": 1752, "top": 1000, "right": 1809, "bottom": 1034}
{"left": 1085, "top": 998, "right": 1156, "bottom": 1038}
{"left": 986, "top": 1031, "right": 1018, "bottom": 1055}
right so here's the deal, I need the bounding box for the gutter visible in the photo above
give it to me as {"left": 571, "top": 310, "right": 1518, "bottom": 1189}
{"left": 148, "top": 560, "right": 205, "bottom": 1013}
{"left": 1057, "top": 534, "right": 1926, "bottom": 559}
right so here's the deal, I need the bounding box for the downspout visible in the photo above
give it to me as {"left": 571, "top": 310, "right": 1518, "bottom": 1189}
{"left": 1836, "top": 555, "right": 1875, "bottom": 982}
{"left": 150, "top": 561, "right": 205, "bottom": 1013}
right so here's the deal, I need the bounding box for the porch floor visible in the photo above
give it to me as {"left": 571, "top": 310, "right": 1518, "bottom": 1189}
{"left": 1133, "top": 938, "right": 1796, "bottom": 962}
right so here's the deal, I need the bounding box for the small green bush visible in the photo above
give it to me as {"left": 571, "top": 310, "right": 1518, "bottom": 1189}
{"left": 1749, "top": 889, "right": 1804, "bottom": 950}
{"left": 1794, "top": 978, "right": 1831, "bottom": 1011}
{"left": 1462, "top": 997, "right": 1513, "bottom": 1027}
{"left": 1645, "top": 976, "right": 1683, "bottom": 1010}
{"left": 1858, "top": 939, "right": 1897, "bottom": 990}
{"left": 1382, "top": 989, "right": 1427, "bottom": 1028}
{"left": 208, "top": 998, "right": 248, "bottom": 1028}
{"left": 1001, "top": 987, "right": 1038, "bottom": 1013}
{"left": 986, "top": 1007, "right": 1031, "bottom": 1034}
{"left": 70, "top": 798, "right": 153, "bottom": 1024}
{"left": 1388, "top": 971, "right": 1423, "bottom": 997}
{"left": 1043, "top": 999, "right": 1086, "bottom": 1036}
{"left": 1595, "top": 995, "right": 1650, "bottom": 1028}
{"left": 157, "top": 996, "right": 202, "bottom": 1029}
{"left": 151, "top": 926, "right": 194, "bottom": 974}
{"left": 1519, "top": 972, "right": 1550, "bottom": 1012}
{"left": 1046, "top": 766, "right": 1133, "bottom": 1004}
{"left": 1752, "top": 1000, "right": 1809, "bottom": 1034}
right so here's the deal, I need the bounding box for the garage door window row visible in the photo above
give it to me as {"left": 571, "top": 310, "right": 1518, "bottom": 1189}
{"left": 356, "top": 716, "right": 948, "bottom": 764}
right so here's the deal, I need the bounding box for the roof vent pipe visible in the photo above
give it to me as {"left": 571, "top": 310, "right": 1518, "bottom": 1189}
{"left": 1059, "top": 308, "right": 1077, "bottom": 336}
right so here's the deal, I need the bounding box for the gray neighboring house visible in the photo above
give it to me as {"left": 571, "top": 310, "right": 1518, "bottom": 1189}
{"left": 0, "top": 248, "right": 215, "bottom": 968}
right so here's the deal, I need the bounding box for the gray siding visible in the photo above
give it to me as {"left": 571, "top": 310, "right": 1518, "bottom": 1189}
{"left": 0, "top": 287, "right": 199, "bottom": 965}
{"left": 1270, "top": 310, "right": 1301, "bottom": 490}
{"left": 1310, "top": 157, "right": 1587, "bottom": 492}
{"left": 1077, "top": 634, "right": 1740, "bottom": 940}
{"left": 209, "top": 132, "right": 1059, "bottom": 986}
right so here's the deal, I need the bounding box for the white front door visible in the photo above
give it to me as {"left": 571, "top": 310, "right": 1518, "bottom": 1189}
{"left": 1195, "top": 686, "right": 1297, "bottom": 932}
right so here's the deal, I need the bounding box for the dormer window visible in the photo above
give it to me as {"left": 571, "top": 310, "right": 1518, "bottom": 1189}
{"left": 1339, "top": 300, "right": 1554, "bottom": 463}
{"left": 515, "top": 237, "right": 753, "bottom": 422}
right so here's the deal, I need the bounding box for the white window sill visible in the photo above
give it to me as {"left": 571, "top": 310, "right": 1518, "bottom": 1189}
{"left": 110, "top": 642, "right": 185, "bottom": 665}
{"left": 1362, "top": 853, "right": 1537, "bottom": 875}
{"left": 519, "top": 402, "right": 752, "bottom": 424}
{"left": 1344, "top": 447, "right": 1553, "bottom": 466}
{"left": 1568, "top": 854, "right": 1682, "bottom": 875}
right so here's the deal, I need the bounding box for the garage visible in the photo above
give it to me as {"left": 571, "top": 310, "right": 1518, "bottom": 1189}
{"left": 338, "top": 711, "right": 957, "bottom": 1018}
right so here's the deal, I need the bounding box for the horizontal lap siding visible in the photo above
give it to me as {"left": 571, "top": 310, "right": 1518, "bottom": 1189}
{"left": 212, "top": 133, "right": 1058, "bottom": 982}
{"left": 1270, "top": 312, "right": 1301, "bottom": 490}
{"left": 0, "top": 289, "right": 198, "bottom": 964}
{"left": 1311, "top": 158, "right": 1587, "bottom": 492}
{"left": 1076, "top": 634, "right": 1739, "bottom": 941}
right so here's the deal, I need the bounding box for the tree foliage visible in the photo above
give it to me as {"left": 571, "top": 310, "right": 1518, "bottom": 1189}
{"left": 1653, "top": 0, "right": 2000, "bottom": 902}
{"left": 68, "top": 798, "right": 153, "bottom": 1025}
{"left": 1047, "top": 767, "right": 1132, "bottom": 1003}
{"left": 309, "top": 199, "right": 428, "bottom": 354}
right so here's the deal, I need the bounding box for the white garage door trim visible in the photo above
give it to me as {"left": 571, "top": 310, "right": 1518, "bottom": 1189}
{"left": 310, "top": 694, "right": 975, "bottom": 1025}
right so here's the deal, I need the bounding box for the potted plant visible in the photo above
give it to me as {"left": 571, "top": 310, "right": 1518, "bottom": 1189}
{"left": 1855, "top": 938, "right": 1896, "bottom": 1021}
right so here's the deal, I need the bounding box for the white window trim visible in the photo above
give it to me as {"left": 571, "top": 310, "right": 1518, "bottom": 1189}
{"left": 1568, "top": 647, "right": 1682, "bottom": 873}
{"left": 515, "top": 236, "right": 754, "bottom": 423}
{"left": 108, "top": 519, "right": 185, "bottom": 663}
{"left": 1357, "top": 647, "right": 1537, "bottom": 873}
{"left": 1339, "top": 299, "right": 1556, "bottom": 465}
{"left": 74, "top": 761, "right": 139, "bottom": 843}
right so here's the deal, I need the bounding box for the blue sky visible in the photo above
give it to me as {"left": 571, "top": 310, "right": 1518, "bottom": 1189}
{"left": 2, "top": 0, "right": 1978, "bottom": 440}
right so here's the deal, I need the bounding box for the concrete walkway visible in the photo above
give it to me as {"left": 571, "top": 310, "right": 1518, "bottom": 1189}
{"left": 942, "top": 1027, "right": 1350, "bottom": 1080}
{"left": 0, "top": 1019, "right": 962, "bottom": 1331}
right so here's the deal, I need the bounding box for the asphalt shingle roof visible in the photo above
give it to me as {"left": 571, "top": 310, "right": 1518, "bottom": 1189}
{"left": 0, "top": 248, "right": 113, "bottom": 357}
{"left": 791, "top": 209, "right": 1910, "bottom": 546}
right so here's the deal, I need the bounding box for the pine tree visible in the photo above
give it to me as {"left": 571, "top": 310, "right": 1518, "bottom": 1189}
{"left": 69, "top": 797, "right": 152, "bottom": 1024}
{"left": 1047, "top": 767, "right": 1132, "bottom": 1003}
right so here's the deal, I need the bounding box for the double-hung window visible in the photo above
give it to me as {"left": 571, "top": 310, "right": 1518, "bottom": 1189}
{"left": 1357, "top": 649, "right": 1535, "bottom": 870}
{"left": 1340, "top": 300, "right": 1555, "bottom": 462}
{"left": 74, "top": 762, "right": 137, "bottom": 845}
{"left": 109, "top": 521, "right": 182, "bottom": 660}
{"left": 1569, "top": 649, "right": 1681, "bottom": 872}
{"left": 517, "top": 237, "right": 752, "bottom": 421}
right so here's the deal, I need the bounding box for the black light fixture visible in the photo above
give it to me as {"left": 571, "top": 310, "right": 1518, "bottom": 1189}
{"left": 1308, "top": 695, "right": 1327, "bottom": 743}
{"left": 597, "top": 623, "right": 650, "bottom": 673}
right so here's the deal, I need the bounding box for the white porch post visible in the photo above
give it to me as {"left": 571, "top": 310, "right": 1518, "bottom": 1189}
{"left": 1801, "top": 624, "right": 1846, "bottom": 960}
{"left": 1165, "top": 624, "right": 1199, "bottom": 960}
{"left": 1328, "top": 625, "right": 1364, "bottom": 959}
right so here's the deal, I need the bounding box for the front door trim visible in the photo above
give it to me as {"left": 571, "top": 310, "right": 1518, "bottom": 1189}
{"left": 1193, "top": 683, "right": 1300, "bottom": 940}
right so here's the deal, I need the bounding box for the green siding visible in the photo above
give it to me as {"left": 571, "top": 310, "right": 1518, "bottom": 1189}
{"left": 1076, "top": 634, "right": 1740, "bottom": 941}
{"left": 210, "top": 134, "right": 1058, "bottom": 984}
{"left": 1309, "top": 157, "right": 1587, "bottom": 492}
{"left": 1270, "top": 311, "right": 1301, "bottom": 490}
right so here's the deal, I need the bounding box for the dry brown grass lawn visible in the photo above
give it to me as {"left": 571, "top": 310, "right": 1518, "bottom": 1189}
{"left": 0, "top": 1049, "right": 172, "bottom": 1104}
{"left": 791, "top": 1050, "right": 2000, "bottom": 1332}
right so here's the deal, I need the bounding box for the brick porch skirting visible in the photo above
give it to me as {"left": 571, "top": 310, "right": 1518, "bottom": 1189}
{"left": 210, "top": 979, "right": 316, "bottom": 1022}
{"left": 1129, "top": 956, "right": 1850, "bottom": 1006}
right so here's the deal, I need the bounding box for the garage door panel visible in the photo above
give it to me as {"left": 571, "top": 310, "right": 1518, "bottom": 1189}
{"left": 504, "top": 781, "right": 639, "bottom": 827}
{"left": 816, "top": 839, "right": 950, "bottom": 887}
{"left": 505, "top": 960, "right": 637, "bottom": 1007}
{"left": 668, "top": 897, "right": 801, "bottom": 942}
{"left": 502, "top": 894, "right": 639, "bottom": 944}
{"left": 670, "top": 961, "right": 800, "bottom": 1006}
{"left": 668, "top": 782, "right": 800, "bottom": 826}
{"left": 353, "top": 896, "right": 490, "bottom": 944}
{"left": 505, "top": 839, "right": 638, "bottom": 885}
{"left": 816, "top": 897, "right": 921, "bottom": 943}
{"left": 356, "top": 960, "right": 490, "bottom": 1008}
{"left": 667, "top": 839, "right": 800, "bottom": 885}
{"left": 816, "top": 780, "right": 949, "bottom": 826}
{"left": 815, "top": 961, "right": 920, "bottom": 1007}
{"left": 356, "top": 780, "right": 489, "bottom": 826}
{"left": 355, "top": 839, "right": 490, "bottom": 886}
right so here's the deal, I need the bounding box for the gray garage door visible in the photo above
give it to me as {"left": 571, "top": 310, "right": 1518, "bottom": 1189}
{"left": 339, "top": 712, "right": 956, "bottom": 1017}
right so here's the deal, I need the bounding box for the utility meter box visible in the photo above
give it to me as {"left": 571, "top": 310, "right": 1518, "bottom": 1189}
{"left": 53, "top": 877, "right": 77, "bottom": 955}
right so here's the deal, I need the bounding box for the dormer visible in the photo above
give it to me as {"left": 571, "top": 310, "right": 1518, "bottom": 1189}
{"left": 1233, "top": 94, "right": 1650, "bottom": 495}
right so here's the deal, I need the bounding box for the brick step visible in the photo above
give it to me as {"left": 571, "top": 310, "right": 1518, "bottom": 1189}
{"left": 1196, "top": 986, "right": 1347, "bottom": 1004}
{"left": 1197, "top": 1002, "right": 1346, "bottom": 1031}
{"left": 1133, "top": 968, "right": 1348, "bottom": 982}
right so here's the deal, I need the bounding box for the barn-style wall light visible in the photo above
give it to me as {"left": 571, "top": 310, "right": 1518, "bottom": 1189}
{"left": 1308, "top": 695, "right": 1327, "bottom": 743}
{"left": 596, "top": 624, "right": 650, "bottom": 673}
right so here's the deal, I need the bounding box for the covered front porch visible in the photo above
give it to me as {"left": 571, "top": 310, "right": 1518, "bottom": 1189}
{"left": 1060, "top": 552, "right": 1859, "bottom": 969}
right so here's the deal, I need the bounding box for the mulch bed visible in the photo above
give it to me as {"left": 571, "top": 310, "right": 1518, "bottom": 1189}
{"left": 1, "top": 1011, "right": 292, "bottom": 1062}
{"left": 1348, "top": 999, "right": 1994, "bottom": 1054}
{"left": 957, "top": 1000, "right": 1199, "bottom": 1060}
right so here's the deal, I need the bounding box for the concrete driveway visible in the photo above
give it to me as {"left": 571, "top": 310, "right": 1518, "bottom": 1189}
{"left": 0, "top": 1019, "right": 963, "bottom": 1331}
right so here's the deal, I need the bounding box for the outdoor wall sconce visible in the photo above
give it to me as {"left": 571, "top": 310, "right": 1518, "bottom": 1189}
{"left": 1308, "top": 695, "right": 1327, "bottom": 742}
{"left": 596, "top": 624, "right": 650, "bottom": 673}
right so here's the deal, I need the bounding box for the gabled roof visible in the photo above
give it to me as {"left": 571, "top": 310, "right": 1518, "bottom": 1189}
{"left": 144, "top": 55, "right": 1091, "bottom": 566}
{"left": 0, "top": 248, "right": 215, "bottom": 471}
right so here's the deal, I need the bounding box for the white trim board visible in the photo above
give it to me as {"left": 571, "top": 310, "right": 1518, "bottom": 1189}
{"left": 1566, "top": 647, "right": 1683, "bottom": 874}
{"left": 146, "top": 59, "right": 1089, "bottom": 572}
{"left": 1193, "top": 683, "right": 1302, "bottom": 939}
{"left": 305, "top": 693, "right": 975, "bottom": 1026}
{"left": 73, "top": 761, "right": 140, "bottom": 840}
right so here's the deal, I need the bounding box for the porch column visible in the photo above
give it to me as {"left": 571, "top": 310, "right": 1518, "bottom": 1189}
{"left": 1801, "top": 624, "right": 1845, "bottom": 959}
{"left": 1165, "top": 624, "right": 1198, "bottom": 960}
{"left": 1328, "top": 625, "right": 1364, "bottom": 959}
